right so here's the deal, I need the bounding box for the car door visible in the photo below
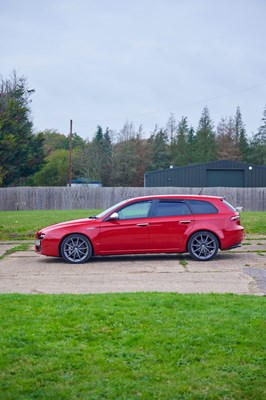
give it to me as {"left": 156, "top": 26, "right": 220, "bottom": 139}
{"left": 99, "top": 200, "right": 152, "bottom": 254}
{"left": 149, "top": 199, "right": 194, "bottom": 252}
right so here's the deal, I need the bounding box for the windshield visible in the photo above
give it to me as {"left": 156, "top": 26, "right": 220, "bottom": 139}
{"left": 96, "top": 199, "right": 128, "bottom": 219}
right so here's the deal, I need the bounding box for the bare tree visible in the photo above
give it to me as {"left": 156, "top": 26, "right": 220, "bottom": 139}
{"left": 166, "top": 112, "right": 176, "bottom": 144}
{"left": 216, "top": 117, "right": 241, "bottom": 160}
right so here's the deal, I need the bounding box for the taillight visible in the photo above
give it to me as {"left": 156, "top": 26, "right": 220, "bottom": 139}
{"left": 231, "top": 215, "right": 240, "bottom": 224}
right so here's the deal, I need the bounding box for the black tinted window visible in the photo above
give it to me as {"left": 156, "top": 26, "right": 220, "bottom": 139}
{"left": 155, "top": 201, "right": 191, "bottom": 217}
{"left": 187, "top": 200, "right": 217, "bottom": 214}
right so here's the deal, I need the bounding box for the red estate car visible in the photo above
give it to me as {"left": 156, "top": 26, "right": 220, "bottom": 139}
{"left": 35, "top": 195, "right": 244, "bottom": 263}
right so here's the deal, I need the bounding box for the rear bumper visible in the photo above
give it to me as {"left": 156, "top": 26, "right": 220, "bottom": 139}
{"left": 220, "top": 227, "right": 244, "bottom": 250}
{"left": 222, "top": 242, "right": 242, "bottom": 251}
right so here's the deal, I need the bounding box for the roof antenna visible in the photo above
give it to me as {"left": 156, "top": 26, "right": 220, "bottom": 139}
{"left": 198, "top": 187, "right": 204, "bottom": 195}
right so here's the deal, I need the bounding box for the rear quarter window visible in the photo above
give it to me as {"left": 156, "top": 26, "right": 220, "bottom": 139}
{"left": 187, "top": 200, "right": 218, "bottom": 214}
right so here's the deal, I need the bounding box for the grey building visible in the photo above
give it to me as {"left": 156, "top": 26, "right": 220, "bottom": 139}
{"left": 144, "top": 160, "right": 266, "bottom": 188}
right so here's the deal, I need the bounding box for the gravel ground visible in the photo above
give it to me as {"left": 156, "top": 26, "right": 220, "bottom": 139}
{"left": 0, "top": 237, "right": 265, "bottom": 295}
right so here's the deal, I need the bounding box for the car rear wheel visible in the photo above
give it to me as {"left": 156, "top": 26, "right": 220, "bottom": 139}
{"left": 60, "top": 234, "right": 92, "bottom": 264}
{"left": 187, "top": 231, "right": 219, "bottom": 261}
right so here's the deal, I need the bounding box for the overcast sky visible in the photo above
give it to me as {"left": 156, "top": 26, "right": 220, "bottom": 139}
{"left": 1, "top": 0, "right": 266, "bottom": 139}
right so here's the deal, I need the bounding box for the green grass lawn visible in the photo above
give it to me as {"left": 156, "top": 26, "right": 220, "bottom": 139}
{"left": 0, "top": 209, "right": 265, "bottom": 240}
{"left": 0, "top": 209, "right": 101, "bottom": 240}
{"left": 0, "top": 211, "right": 265, "bottom": 398}
{"left": 239, "top": 211, "right": 266, "bottom": 235}
{"left": 0, "top": 293, "right": 265, "bottom": 400}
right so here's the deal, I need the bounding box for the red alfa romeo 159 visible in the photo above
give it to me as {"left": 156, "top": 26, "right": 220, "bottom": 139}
{"left": 35, "top": 195, "right": 244, "bottom": 263}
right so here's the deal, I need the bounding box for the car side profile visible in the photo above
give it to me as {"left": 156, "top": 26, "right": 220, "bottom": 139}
{"left": 35, "top": 195, "right": 244, "bottom": 263}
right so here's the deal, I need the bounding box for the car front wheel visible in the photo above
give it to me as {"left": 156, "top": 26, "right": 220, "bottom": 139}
{"left": 60, "top": 234, "right": 92, "bottom": 264}
{"left": 187, "top": 231, "right": 219, "bottom": 261}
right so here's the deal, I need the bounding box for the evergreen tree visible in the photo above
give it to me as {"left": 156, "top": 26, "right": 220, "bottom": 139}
{"left": 172, "top": 116, "right": 190, "bottom": 166}
{"left": 194, "top": 106, "right": 216, "bottom": 162}
{"left": 249, "top": 105, "right": 266, "bottom": 165}
{"left": 101, "top": 128, "right": 113, "bottom": 186}
{"left": 93, "top": 125, "right": 104, "bottom": 142}
{"left": 146, "top": 129, "right": 170, "bottom": 171}
{"left": 187, "top": 127, "right": 196, "bottom": 164}
{"left": 0, "top": 72, "right": 45, "bottom": 185}
{"left": 90, "top": 125, "right": 106, "bottom": 182}
{"left": 235, "top": 107, "right": 249, "bottom": 161}
{"left": 72, "top": 127, "right": 113, "bottom": 186}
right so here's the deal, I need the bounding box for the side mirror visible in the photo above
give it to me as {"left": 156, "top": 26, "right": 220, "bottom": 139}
{"left": 109, "top": 212, "right": 119, "bottom": 220}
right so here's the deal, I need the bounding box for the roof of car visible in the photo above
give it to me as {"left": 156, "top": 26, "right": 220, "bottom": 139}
{"left": 125, "top": 194, "right": 222, "bottom": 202}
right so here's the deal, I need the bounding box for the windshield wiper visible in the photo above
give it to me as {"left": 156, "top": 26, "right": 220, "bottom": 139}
{"left": 88, "top": 215, "right": 98, "bottom": 219}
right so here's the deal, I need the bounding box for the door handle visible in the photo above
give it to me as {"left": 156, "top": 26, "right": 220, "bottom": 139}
{"left": 136, "top": 223, "right": 149, "bottom": 227}
{"left": 179, "top": 220, "right": 192, "bottom": 224}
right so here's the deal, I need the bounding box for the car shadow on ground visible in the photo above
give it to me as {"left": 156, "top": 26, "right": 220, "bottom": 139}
{"left": 38, "top": 251, "right": 241, "bottom": 265}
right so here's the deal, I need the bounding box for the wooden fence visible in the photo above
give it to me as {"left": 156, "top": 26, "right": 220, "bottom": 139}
{"left": 0, "top": 187, "right": 265, "bottom": 211}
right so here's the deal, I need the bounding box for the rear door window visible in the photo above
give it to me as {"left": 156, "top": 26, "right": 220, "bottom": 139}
{"left": 187, "top": 200, "right": 218, "bottom": 214}
{"left": 154, "top": 200, "right": 191, "bottom": 217}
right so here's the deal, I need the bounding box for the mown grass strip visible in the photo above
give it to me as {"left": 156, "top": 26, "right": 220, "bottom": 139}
{"left": 0, "top": 293, "right": 265, "bottom": 399}
{"left": 0, "top": 243, "right": 30, "bottom": 260}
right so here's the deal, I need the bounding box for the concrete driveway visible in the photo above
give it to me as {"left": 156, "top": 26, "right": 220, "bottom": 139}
{"left": 0, "top": 237, "right": 265, "bottom": 295}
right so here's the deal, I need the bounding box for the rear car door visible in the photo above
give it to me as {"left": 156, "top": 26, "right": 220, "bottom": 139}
{"left": 149, "top": 199, "right": 194, "bottom": 252}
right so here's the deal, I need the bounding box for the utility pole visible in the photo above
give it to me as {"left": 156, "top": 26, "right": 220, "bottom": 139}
{"left": 68, "top": 119, "right": 73, "bottom": 187}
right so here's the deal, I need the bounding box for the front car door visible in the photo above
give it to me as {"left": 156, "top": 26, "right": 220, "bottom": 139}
{"left": 99, "top": 200, "right": 152, "bottom": 254}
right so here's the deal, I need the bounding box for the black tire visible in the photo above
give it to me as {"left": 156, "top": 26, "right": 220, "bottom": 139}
{"left": 187, "top": 231, "right": 219, "bottom": 261}
{"left": 60, "top": 234, "right": 92, "bottom": 264}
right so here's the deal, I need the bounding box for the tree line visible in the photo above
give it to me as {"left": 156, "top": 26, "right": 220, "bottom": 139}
{"left": 0, "top": 73, "right": 266, "bottom": 187}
